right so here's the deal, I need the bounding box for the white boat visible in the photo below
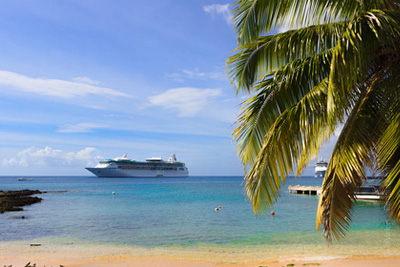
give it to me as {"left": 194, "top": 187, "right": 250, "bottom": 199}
{"left": 315, "top": 160, "right": 328, "bottom": 178}
{"left": 17, "top": 177, "right": 34, "bottom": 181}
{"left": 355, "top": 186, "right": 382, "bottom": 201}
{"left": 85, "top": 153, "right": 189, "bottom": 178}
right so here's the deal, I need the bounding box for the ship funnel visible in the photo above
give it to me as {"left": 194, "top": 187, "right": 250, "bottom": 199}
{"left": 168, "top": 153, "right": 177, "bottom": 162}
{"left": 121, "top": 153, "right": 128, "bottom": 159}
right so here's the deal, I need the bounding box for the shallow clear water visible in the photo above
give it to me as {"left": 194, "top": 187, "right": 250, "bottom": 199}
{"left": 1, "top": 176, "right": 398, "bottom": 255}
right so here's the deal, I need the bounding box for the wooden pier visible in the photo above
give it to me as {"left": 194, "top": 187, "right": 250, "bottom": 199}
{"left": 288, "top": 185, "right": 321, "bottom": 195}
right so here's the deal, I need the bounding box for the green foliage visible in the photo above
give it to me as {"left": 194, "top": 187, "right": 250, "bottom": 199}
{"left": 228, "top": 0, "right": 400, "bottom": 242}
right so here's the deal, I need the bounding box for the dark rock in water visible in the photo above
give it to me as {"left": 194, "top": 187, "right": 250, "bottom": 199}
{"left": 0, "top": 189, "right": 43, "bottom": 214}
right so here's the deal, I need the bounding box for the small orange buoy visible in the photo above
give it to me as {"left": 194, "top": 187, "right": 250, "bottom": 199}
{"left": 219, "top": 206, "right": 221, "bottom": 209}
{"left": 271, "top": 211, "right": 275, "bottom": 216}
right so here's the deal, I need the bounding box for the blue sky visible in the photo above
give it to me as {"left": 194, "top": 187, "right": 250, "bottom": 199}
{"left": 0, "top": 0, "right": 334, "bottom": 176}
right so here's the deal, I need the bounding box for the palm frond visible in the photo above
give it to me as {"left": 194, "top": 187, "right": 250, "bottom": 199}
{"left": 234, "top": 51, "right": 332, "bottom": 169}
{"left": 229, "top": 0, "right": 400, "bottom": 243}
{"left": 380, "top": 112, "right": 400, "bottom": 223}
{"left": 377, "top": 62, "right": 400, "bottom": 223}
{"left": 227, "top": 22, "right": 347, "bottom": 92}
{"left": 325, "top": 10, "right": 400, "bottom": 130}
{"left": 326, "top": 22, "right": 362, "bottom": 130}
{"left": 296, "top": 78, "right": 331, "bottom": 175}
{"left": 245, "top": 81, "right": 328, "bottom": 214}
{"left": 317, "top": 78, "right": 385, "bottom": 242}
{"left": 232, "top": 0, "right": 361, "bottom": 45}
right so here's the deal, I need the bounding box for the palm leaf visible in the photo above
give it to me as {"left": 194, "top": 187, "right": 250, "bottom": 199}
{"left": 227, "top": 22, "right": 347, "bottom": 92}
{"left": 377, "top": 62, "right": 400, "bottom": 223}
{"left": 317, "top": 74, "right": 387, "bottom": 242}
{"left": 229, "top": 0, "right": 400, "bottom": 242}
{"left": 234, "top": 51, "right": 332, "bottom": 169}
{"left": 326, "top": 10, "right": 400, "bottom": 130}
{"left": 381, "top": 112, "right": 400, "bottom": 223}
{"left": 232, "top": 0, "right": 361, "bottom": 45}
{"left": 245, "top": 80, "right": 328, "bottom": 214}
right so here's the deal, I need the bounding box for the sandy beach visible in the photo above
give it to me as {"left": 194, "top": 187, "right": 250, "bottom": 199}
{"left": 4, "top": 258, "right": 400, "bottom": 267}
{"left": 3, "top": 252, "right": 400, "bottom": 267}
{"left": 1, "top": 241, "right": 400, "bottom": 267}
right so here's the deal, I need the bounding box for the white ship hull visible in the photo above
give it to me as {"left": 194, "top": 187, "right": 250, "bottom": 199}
{"left": 86, "top": 167, "right": 188, "bottom": 178}
{"left": 85, "top": 153, "right": 189, "bottom": 178}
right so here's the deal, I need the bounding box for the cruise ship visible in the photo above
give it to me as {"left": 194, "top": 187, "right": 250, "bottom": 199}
{"left": 315, "top": 159, "right": 328, "bottom": 178}
{"left": 86, "top": 153, "right": 189, "bottom": 177}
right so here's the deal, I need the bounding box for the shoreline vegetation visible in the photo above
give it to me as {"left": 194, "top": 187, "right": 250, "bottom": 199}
{"left": 0, "top": 189, "right": 43, "bottom": 214}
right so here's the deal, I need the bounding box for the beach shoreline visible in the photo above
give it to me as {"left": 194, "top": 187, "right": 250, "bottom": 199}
{"left": 2, "top": 253, "right": 400, "bottom": 267}
{"left": 2, "top": 241, "right": 400, "bottom": 267}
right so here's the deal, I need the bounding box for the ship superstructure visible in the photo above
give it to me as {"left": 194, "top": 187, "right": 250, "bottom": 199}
{"left": 315, "top": 160, "right": 328, "bottom": 178}
{"left": 86, "top": 153, "right": 189, "bottom": 177}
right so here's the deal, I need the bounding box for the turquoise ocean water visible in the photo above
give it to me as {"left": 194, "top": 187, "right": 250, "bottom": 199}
{"left": 1, "top": 176, "right": 399, "bottom": 260}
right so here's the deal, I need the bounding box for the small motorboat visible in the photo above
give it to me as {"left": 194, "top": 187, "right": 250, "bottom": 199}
{"left": 355, "top": 186, "right": 382, "bottom": 201}
{"left": 17, "top": 177, "right": 34, "bottom": 181}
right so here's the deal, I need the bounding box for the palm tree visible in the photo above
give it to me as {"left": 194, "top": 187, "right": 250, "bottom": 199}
{"left": 227, "top": 0, "right": 400, "bottom": 242}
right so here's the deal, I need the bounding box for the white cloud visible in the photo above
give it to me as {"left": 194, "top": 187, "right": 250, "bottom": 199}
{"left": 2, "top": 146, "right": 101, "bottom": 167}
{"left": 148, "top": 87, "right": 222, "bottom": 117}
{"left": 57, "top": 123, "right": 107, "bottom": 133}
{"left": 181, "top": 69, "right": 205, "bottom": 79}
{"left": 0, "top": 70, "right": 131, "bottom": 98}
{"left": 72, "top": 76, "right": 100, "bottom": 85}
{"left": 165, "top": 68, "right": 226, "bottom": 82}
{"left": 204, "top": 4, "right": 233, "bottom": 25}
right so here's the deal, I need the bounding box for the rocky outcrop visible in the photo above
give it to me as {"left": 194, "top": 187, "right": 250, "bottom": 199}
{"left": 0, "top": 189, "right": 43, "bottom": 214}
